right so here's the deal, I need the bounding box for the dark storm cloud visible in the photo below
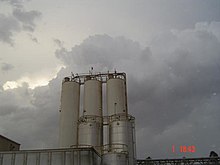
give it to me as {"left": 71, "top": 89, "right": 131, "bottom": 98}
{"left": 0, "top": 21, "right": 220, "bottom": 158}
{"left": 129, "top": 23, "right": 220, "bottom": 158}
{"left": 55, "top": 34, "right": 141, "bottom": 71}
{"left": 0, "top": 82, "right": 60, "bottom": 149}
{"left": 1, "top": 62, "right": 14, "bottom": 71}
{"left": 129, "top": 27, "right": 220, "bottom": 127}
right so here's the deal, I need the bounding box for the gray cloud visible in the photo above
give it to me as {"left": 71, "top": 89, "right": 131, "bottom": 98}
{"left": 0, "top": 22, "right": 220, "bottom": 158}
{"left": 0, "top": 14, "right": 20, "bottom": 45}
{"left": 0, "top": 82, "right": 60, "bottom": 149}
{"left": 0, "top": 0, "right": 41, "bottom": 45}
{"left": 13, "top": 8, "right": 41, "bottom": 31}
{"left": 1, "top": 62, "right": 14, "bottom": 71}
{"left": 0, "top": 0, "right": 24, "bottom": 8}
{"left": 28, "top": 33, "right": 38, "bottom": 43}
{"left": 55, "top": 34, "right": 141, "bottom": 71}
{"left": 53, "top": 39, "right": 64, "bottom": 48}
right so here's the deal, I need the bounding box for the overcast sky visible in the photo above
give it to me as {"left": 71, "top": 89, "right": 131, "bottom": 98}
{"left": 0, "top": 0, "right": 220, "bottom": 159}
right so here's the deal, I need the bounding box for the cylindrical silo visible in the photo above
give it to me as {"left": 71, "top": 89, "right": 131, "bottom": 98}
{"left": 109, "top": 115, "right": 135, "bottom": 165}
{"left": 59, "top": 78, "right": 80, "bottom": 148}
{"left": 78, "top": 116, "right": 103, "bottom": 153}
{"left": 83, "top": 79, "right": 102, "bottom": 116}
{"left": 102, "top": 153, "right": 128, "bottom": 165}
{"left": 107, "top": 78, "right": 127, "bottom": 116}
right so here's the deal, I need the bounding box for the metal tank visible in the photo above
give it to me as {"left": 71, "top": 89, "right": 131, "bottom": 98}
{"left": 102, "top": 153, "right": 128, "bottom": 165}
{"left": 78, "top": 116, "right": 103, "bottom": 153}
{"left": 59, "top": 77, "right": 80, "bottom": 148}
{"left": 109, "top": 115, "right": 136, "bottom": 165}
{"left": 107, "top": 78, "right": 127, "bottom": 116}
{"left": 83, "top": 78, "right": 102, "bottom": 116}
{"left": 79, "top": 77, "right": 103, "bottom": 153}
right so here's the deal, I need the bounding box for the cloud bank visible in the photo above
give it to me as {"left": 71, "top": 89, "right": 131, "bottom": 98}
{"left": 0, "top": 21, "right": 220, "bottom": 158}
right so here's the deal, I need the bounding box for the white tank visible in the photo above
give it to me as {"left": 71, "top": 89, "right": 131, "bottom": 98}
{"left": 78, "top": 117, "right": 103, "bottom": 153}
{"left": 107, "top": 78, "right": 127, "bottom": 116}
{"left": 59, "top": 79, "right": 80, "bottom": 148}
{"left": 102, "top": 153, "right": 128, "bottom": 165}
{"left": 83, "top": 79, "right": 102, "bottom": 116}
{"left": 109, "top": 117, "right": 135, "bottom": 165}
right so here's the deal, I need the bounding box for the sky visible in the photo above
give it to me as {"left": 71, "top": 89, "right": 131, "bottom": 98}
{"left": 0, "top": 0, "right": 220, "bottom": 159}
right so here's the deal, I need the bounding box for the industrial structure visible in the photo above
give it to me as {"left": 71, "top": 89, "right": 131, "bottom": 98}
{"left": 0, "top": 70, "right": 219, "bottom": 165}
{"left": 59, "top": 71, "right": 136, "bottom": 165}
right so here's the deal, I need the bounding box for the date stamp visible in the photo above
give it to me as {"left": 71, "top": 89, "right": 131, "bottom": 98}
{"left": 172, "top": 145, "right": 196, "bottom": 153}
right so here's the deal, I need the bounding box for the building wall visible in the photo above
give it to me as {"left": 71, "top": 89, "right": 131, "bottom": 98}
{"left": 0, "top": 135, "right": 20, "bottom": 151}
{"left": 0, "top": 148, "right": 101, "bottom": 165}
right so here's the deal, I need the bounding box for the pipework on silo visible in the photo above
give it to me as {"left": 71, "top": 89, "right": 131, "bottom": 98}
{"left": 59, "top": 71, "right": 136, "bottom": 165}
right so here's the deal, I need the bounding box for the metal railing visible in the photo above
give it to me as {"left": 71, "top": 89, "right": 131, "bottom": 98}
{"left": 136, "top": 157, "right": 220, "bottom": 165}
{"left": 109, "top": 113, "right": 135, "bottom": 123}
{"left": 78, "top": 115, "right": 103, "bottom": 123}
{"left": 78, "top": 113, "right": 135, "bottom": 125}
{"left": 102, "top": 143, "right": 129, "bottom": 155}
{"left": 62, "top": 71, "right": 126, "bottom": 84}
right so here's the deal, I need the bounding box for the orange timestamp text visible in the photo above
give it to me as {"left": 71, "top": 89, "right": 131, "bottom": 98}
{"left": 172, "top": 145, "right": 196, "bottom": 153}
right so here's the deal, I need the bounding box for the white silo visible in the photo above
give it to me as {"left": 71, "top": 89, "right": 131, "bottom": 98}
{"left": 105, "top": 74, "right": 136, "bottom": 165}
{"left": 59, "top": 77, "right": 80, "bottom": 148}
{"left": 107, "top": 77, "right": 127, "bottom": 116}
{"left": 78, "top": 117, "right": 103, "bottom": 148}
{"left": 78, "top": 77, "right": 103, "bottom": 152}
{"left": 109, "top": 115, "right": 136, "bottom": 165}
{"left": 83, "top": 79, "right": 102, "bottom": 116}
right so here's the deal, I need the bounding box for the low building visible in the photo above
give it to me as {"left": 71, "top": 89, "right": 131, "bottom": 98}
{"left": 0, "top": 147, "right": 101, "bottom": 165}
{"left": 0, "top": 135, "right": 20, "bottom": 151}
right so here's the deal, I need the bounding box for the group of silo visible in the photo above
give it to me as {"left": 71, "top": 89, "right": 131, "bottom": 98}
{"left": 59, "top": 72, "right": 136, "bottom": 165}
